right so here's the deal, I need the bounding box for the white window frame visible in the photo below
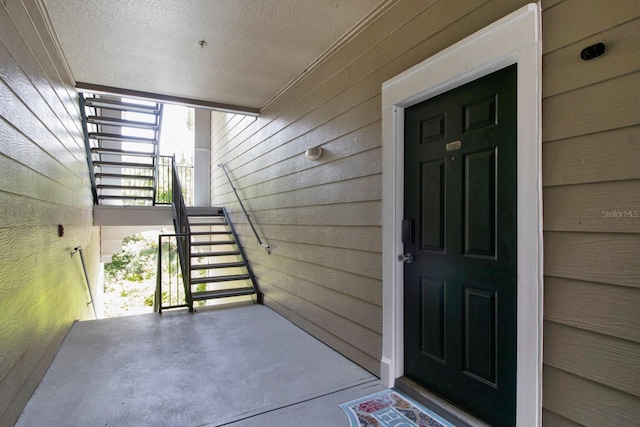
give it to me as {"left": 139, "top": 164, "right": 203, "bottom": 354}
{"left": 380, "top": 4, "right": 543, "bottom": 426}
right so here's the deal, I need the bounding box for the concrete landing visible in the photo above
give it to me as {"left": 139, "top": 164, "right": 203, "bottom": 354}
{"left": 17, "top": 305, "right": 384, "bottom": 426}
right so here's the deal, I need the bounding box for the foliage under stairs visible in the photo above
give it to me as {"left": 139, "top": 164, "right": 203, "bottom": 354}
{"left": 80, "top": 93, "right": 163, "bottom": 205}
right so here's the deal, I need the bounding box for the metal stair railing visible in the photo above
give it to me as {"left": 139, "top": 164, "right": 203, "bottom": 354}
{"left": 155, "top": 233, "right": 190, "bottom": 313}
{"left": 172, "top": 155, "right": 193, "bottom": 311}
{"left": 79, "top": 95, "right": 99, "bottom": 205}
{"left": 155, "top": 155, "right": 194, "bottom": 205}
{"left": 154, "top": 155, "right": 193, "bottom": 313}
{"left": 218, "top": 163, "right": 271, "bottom": 254}
{"left": 151, "top": 104, "right": 164, "bottom": 205}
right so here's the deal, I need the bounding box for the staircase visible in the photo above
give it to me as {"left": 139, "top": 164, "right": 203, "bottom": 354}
{"left": 187, "top": 207, "right": 262, "bottom": 305}
{"left": 78, "top": 95, "right": 262, "bottom": 310}
{"left": 80, "top": 94, "right": 163, "bottom": 205}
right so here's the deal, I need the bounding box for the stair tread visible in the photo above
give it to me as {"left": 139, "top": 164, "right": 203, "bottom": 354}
{"left": 190, "top": 231, "right": 232, "bottom": 235}
{"left": 191, "top": 240, "right": 236, "bottom": 246}
{"left": 89, "top": 132, "right": 157, "bottom": 144}
{"left": 191, "top": 287, "right": 256, "bottom": 300}
{"left": 95, "top": 173, "right": 154, "bottom": 180}
{"left": 191, "top": 274, "right": 251, "bottom": 283}
{"left": 187, "top": 207, "right": 224, "bottom": 216}
{"left": 190, "top": 262, "right": 246, "bottom": 270}
{"left": 94, "top": 161, "right": 154, "bottom": 168}
{"left": 84, "top": 97, "right": 161, "bottom": 114}
{"left": 190, "top": 250, "right": 240, "bottom": 257}
{"left": 97, "top": 184, "right": 154, "bottom": 191}
{"left": 91, "top": 147, "right": 156, "bottom": 156}
{"left": 189, "top": 221, "right": 227, "bottom": 226}
{"left": 98, "top": 195, "right": 154, "bottom": 200}
{"left": 87, "top": 116, "right": 159, "bottom": 130}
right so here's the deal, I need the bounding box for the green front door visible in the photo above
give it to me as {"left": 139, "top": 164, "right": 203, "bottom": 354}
{"left": 403, "top": 65, "right": 517, "bottom": 426}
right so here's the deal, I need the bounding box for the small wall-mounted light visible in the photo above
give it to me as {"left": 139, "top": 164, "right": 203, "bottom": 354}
{"left": 581, "top": 42, "right": 606, "bottom": 60}
{"left": 58, "top": 224, "right": 64, "bottom": 237}
{"left": 197, "top": 40, "right": 208, "bottom": 48}
{"left": 305, "top": 146, "right": 323, "bottom": 161}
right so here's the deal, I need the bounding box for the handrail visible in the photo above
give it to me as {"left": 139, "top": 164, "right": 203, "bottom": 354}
{"left": 154, "top": 155, "right": 194, "bottom": 313}
{"left": 218, "top": 163, "right": 271, "bottom": 254}
{"left": 71, "top": 246, "right": 97, "bottom": 319}
{"left": 170, "top": 155, "right": 193, "bottom": 310}
{"left": 221, "top": 207, "right": 263, "bottom": 304}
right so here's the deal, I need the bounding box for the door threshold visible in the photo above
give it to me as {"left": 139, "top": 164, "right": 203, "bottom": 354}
{"left": 394, "top": 377, "right": 490, "bottom": 427}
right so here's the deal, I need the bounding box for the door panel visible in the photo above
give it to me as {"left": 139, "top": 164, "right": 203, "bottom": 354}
{"left": 403, "top": 65, "right": 517, "bottom": 427}
{"left": 420, "top": 161, "right": 445, "bottom": 252}
{"left": 464, "top": 286, "right": 497, "bottom": 385}
{"left": 464, "top": 148, "right": 496, "bottom": 258}
{"left": 419, "top": 277, "right": 446, "bottom": 362}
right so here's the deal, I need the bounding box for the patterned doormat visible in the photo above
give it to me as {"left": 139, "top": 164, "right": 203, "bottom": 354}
{"left": 340, "top": 389, "right": 455, "bottom": 427}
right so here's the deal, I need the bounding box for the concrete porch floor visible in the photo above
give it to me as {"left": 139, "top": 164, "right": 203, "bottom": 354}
{"left": 17, "top": 304, "right": 385, "bottom": 426}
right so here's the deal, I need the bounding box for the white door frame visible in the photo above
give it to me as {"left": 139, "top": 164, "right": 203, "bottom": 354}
{"left": 380, "top": 4, "right": 543, "bottom": 426}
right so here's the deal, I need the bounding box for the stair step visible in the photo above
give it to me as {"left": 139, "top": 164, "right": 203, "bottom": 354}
{"left": 189, "top": 221, "right": 227, "bottom": 227}
{"left": 191, "top": 240, "right": 236, "bottom": 246}
{"left": 98, "top": 195, "right": 154, "bottom": 201}
{"left": 94, "top": 161, "right": 154, "bottom": 168}
{"left": 91, "top": 147, "right": 155, "bottom": 156}
{"left": 89, "top": 132, "right": 157, "bottom": 144}
{"left": 187, "top": 207, "right": 224, "bottom": 216}
{"left": 84, "top": 97, "right": 161, "bottom": 114}
{"left": 190, "top": 262, "right": 246, "bottom": 270}
{"left": 191, "top": 274, "right": 251, "bottom": 285}
{"left": 191, "top": 287, "right": 256, "bottom": 301}
{"left": 191, "top": 250, "right": 240, "bottom": 257}
{"left": 87, "top": 116, "right": 159, "bottom": 130}
{"left": 190, "top": 231, "right": 232, "bottom": 236}
{"left": 97, "top": 184, "right": 154, "bottom": 191}
{"left": 95, "top": 172, "right": 154, "bottom": 180}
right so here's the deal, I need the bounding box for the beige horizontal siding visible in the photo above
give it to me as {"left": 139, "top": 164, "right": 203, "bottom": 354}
{"left": 542, "top": 409, "right": 582, "bottom": 427}
{"left": 211, "top": 0, "right": 530, "bottom": 376}
{"left": 543, "top": 366, "right": 640, "bottom": 427}
{"left": 542, "top": 0, "right": 640, "bottom": 423}
{"left": 543, "top": 126, "right": 640, "bottom": 187}
{"left": 0, "top": 2, "right": 100, "bottom": 425}
{"left": 544, "top": 181, "right": 640, "bottom": 233}
{"left": 545, "top": 277, "right": 640, "bottom": 343}
{"left": 544, "top": 321, "right": 640, "bottom": 397}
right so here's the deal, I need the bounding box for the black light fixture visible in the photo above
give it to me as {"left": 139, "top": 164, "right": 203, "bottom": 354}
{"left": 198, "top": 40, "right": 208, "bottom": 48}
{"left": 580, "top": 42, "right": 606, "bottom": 60}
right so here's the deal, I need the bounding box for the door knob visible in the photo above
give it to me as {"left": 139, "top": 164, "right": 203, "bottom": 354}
{"left": 398, "top": 253, "right": 414, "bottom": 263}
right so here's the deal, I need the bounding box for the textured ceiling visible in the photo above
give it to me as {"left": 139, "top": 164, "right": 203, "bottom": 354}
{"left": 42, "top": 0, "right": 385, "bottom": 111}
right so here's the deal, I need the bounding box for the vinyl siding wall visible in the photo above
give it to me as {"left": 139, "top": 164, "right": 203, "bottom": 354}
{"left": 210, "top": 0, "right": 640, "bottom": 425}
{"left": 0, "top": 1, "right": 100, "bottom": 425}
{"left": 541, "top": 0, "right": 640, "bottom": 425}
{"left": 210, "top": 0, "right": 531, "bottom": 377}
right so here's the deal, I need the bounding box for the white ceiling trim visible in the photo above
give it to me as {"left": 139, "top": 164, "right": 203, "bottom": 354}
{"left": 34, "top": 0, "right": 76, "bottom": 85}
{"left": 261, "top": 0, "right": 401, "bottom": 112}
